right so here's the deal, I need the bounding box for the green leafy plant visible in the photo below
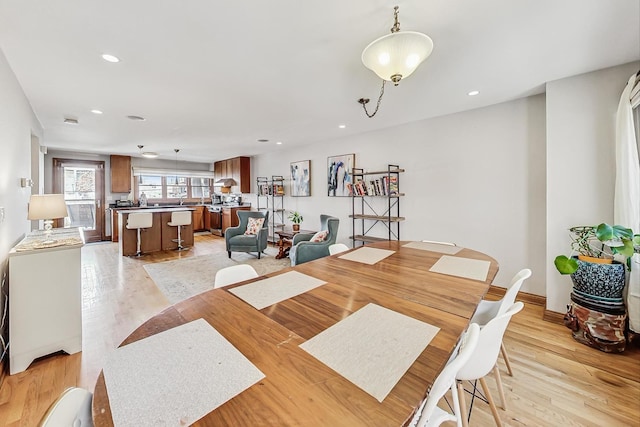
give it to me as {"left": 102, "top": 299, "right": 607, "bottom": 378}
{"left": 288, "top": 211, "right": 303, "bottom": 224}
{"left": 554, "top": 223, "right": 640, "bottom": 274}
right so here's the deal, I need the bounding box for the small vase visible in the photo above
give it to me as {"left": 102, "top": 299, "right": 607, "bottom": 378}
{"left": 292, "top": 224, "right": 300, "bottom": 231}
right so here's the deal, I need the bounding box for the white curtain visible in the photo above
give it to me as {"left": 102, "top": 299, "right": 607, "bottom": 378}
{"left": 615, "top": 72, "right": 640, "bottom": 333}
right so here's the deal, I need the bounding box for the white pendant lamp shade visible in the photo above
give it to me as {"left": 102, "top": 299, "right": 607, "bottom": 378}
{"left": 361, "top": 31, "right": 433, "bottom": 85}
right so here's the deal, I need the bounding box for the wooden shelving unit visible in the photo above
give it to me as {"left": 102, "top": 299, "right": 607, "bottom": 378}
{"left": 349, "top": 164, "right": 404, "bottom": 247}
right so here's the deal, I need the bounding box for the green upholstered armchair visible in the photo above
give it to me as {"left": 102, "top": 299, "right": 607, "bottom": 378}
{"left": 225, "top": 210, "right": 269, "bottom": 259}
{"left": 289, "top": 214, "right": 339, "bottom": 266}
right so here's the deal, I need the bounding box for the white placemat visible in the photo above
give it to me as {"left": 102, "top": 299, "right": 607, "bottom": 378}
{"left": 103, "top": 319, "right": 265, "bottom": 427}
{"left": 300, "top": 303, "right": 440, "bottom": 402}
{"left": 229, "top": 270, "right": 326, "bottom": 310}
{"left": 403, "top": 241, "right": 462, "bottom": 255}
{"left": 429, "top": 255, "right": 490, "bottom": 281}
{"left": 337, "top": 247, "right": 395, "bottom": 265}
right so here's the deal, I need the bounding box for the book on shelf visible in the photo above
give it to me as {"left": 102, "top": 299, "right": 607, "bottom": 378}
{"left": 388, "top": 176, "right": 398, "bottom": 195}
{"left": 273, "top": 184, "right": 285, "bottom": 195}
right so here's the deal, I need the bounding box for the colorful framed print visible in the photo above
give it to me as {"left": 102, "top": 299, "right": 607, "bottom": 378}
{"left": 290, "top": 160, "right": 311, "bottom": 197}
{"left": 327, "top": 154, "right": 355, "bottom": 197}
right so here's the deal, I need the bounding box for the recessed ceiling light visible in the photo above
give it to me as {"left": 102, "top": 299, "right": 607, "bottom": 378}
{"left": 276, "top": 141, "right": 283, "bottom": 145}
{"left": 141, "top": 152, "right": 158, "bottom": 158}
{"left": 127, "top": 115, "right": 146, "bottom": 121}
{"left": 91, "top": 109, "right": 103, "bottom": 115}
{"left": 339, "top": 124, "right": 346, "bottom": 129}
{"left": 101, "top": 54, "right": 120, "bottom": 63}
{"left": 468, "top": 90, "right": 480, "bottom": 96}
{"left": 257, "top": 139, "right": 269, "bottom": 143}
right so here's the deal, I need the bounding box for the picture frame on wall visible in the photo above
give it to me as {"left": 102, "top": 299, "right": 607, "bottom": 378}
{"left": 327, "top": 154, "right": 355, "bottom": 197}
{"left": 290, "top": 160, "right": 311, "bottom": 197}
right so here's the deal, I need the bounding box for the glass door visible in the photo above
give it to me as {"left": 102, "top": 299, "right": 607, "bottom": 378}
{"left": 53, "top": 158, "right": 105, "bottom": 243}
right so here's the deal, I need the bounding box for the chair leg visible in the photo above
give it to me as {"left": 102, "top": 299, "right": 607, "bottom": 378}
{"left": 500, "top": 342, "right": 513, "bottom": 376}
{"left": 493, "top": 365, "right": 507, "bottom": 410}
{"left": 458, "top": 381, "right": 469, "bottom": 427}
{"left": 450, "top": 382, "right": 463, "bottom": 427}
{"left": 258, "top": 251, "right": 261, "bottom": 259}
{"left": 479, "top": 377, "right": 503, "bottom": 427}
{"left": 135, "top": 228, "right": 142, "bottom": 256}
{"left": 228, "top": 251, "right": 231, "bottom": 258}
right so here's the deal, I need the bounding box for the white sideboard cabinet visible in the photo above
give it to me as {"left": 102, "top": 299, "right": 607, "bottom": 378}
{"left": 9, "top": 228, "right": 84, "bottom": 374}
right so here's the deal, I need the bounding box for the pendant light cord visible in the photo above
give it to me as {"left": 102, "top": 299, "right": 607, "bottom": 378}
{"left": 358, "top": 80, "right": 386, "bottom": 118}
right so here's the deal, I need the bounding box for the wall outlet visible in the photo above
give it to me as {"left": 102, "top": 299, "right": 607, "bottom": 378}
{"left": 0, "top": 207, "right": 4, "bottom": 223}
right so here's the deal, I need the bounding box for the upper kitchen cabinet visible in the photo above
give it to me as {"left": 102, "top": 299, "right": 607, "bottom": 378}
{"left": 214, "top": 156, "right": 251, "bottom": 193}
{"left": 110, "top": 155, "right": 131, "bottom": 193}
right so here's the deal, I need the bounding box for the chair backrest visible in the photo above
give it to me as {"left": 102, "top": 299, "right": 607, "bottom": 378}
{"left": 236, "top": 210, "right": 269, "bottom": 232}
{"left": 38, "top": 387, "right": 93, "bottom": 427}
{"left": 319, "top": 214, "right": 339, "bottom": 245}
{"left": 416, "top": 324, "right": 480, "bottom": 427}
{"left": 421, "top": 239, "right": 456, "bottom": 246}
{"left": 169, "top": 210, "right": 192, "bottom": 226}
{"left": 456, "top": 302, "right": 524, "bottom": 381}
{"left": 329, "top": 243, "right": 349, "bottom": 255}
{"left": 126, "top": 212, "right": 153, "bottom": 229}
{"left": 214, "top": 264, "right": 259, "bottom": 288}
{"left": 496, "top": 268, "right": 531, "bottom": 318}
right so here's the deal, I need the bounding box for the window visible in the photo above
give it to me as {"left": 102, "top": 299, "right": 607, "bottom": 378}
{"left": 135, "top": 175, "right": 211, "bottom": 202}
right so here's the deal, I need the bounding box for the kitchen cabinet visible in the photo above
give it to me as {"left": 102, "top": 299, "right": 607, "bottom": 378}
{"left": 192, "top": 206, "right": 204, "bottom": 231}
{"left": 9, "top": 228, "right": 84, "bottom": 374}
{"left": 203, "top": 208, "right": 211, "bottom": 230}
{"left": 110, "top": 155, "right": 131, "bottom": 193}
{"left": 214, "top": 156, "right": 251, "bottom": 193}
{"left": 222, "top": 206, "right": 251, "bottom": 235}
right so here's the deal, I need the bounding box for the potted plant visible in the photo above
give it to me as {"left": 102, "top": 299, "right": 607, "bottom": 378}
{"left": 555, "top": 223, "right": 639, "bottom": 300}
{"left": 555, "top": 223, "right": 639, "bottom": 273}
{"left": 288, "top": 211, "right": 303, "bottom": 231}
{"left": 556, "top": 223, "right": 639, "bottom": 352}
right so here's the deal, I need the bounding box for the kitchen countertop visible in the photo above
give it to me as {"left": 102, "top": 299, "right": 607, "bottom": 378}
{"left": 117, "top": 207, "right": 194, "bottom": 214}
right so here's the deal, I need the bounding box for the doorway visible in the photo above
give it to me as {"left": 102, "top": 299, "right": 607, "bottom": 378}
{"left": 53, "top": 158, "right": 105, "bottom": 243}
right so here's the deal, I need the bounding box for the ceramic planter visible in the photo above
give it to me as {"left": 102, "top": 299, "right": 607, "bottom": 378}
{"left": 570, "top": 258, "right": 625, "bottom": 300}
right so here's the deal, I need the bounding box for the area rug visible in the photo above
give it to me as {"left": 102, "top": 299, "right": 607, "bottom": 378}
{"left": 144, "top": 247, "right": 290, "bottom": 304}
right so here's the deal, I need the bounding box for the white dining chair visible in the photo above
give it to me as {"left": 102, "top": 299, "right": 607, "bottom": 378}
{"left": 329, "top": 243, "right": 350, "bottom": 255}
{"left": 214, "top": 264, "right": 259, "bottom": 288}
{"left": 38, "top": 387, "right": 93, "bottom": 427}
{"left": 421, "top": 240, "right": 457, "bottom": 246}
{"left": 470, "top": 268, "right": 531, "bottom": 376}
{"left": 456, "top": 302, "right": 524, "bottom": 427}
{"left": 410, "top": 323, "right": 480, "bottom": 427}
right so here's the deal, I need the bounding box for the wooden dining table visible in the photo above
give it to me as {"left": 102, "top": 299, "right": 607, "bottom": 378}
{"left": 92, "top": 240, "right": 499, "bottom": 426}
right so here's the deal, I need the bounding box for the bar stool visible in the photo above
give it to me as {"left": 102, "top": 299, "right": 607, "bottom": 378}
{"left": 126, "top": 212, "right": 153, "bottom": 257}
{"left": 168, "top": 211, "right": 191, "bottom": 251}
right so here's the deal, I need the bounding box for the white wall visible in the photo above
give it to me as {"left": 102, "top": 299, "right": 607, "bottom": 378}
{"left": 251, "top": 94, "right": 547, "bottom": 295}
{"left": 546, "top": 62, "right": 640, "bottom": 313}
{"left": 0, "top": 49, "right": 43, "bottom": 367}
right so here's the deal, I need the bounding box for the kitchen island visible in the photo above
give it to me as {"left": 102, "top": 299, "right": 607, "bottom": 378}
{"left": 118, "top": 207, "right": 194, "bottom": 256}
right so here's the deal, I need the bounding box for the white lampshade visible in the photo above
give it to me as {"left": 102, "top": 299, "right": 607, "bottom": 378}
{"left": 27, "top": 194, "right": 68, "bottom": 220}
{"left": 361, "top": 31, "right": 434, "bottom": 84}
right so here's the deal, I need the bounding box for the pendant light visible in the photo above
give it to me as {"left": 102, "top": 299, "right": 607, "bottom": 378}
{"left": 358, "top": 6, "right": 434, "bottom": 118}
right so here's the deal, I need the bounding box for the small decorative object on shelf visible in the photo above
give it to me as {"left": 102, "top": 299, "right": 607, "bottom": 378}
{"left": 257, "top": 175, "right": 286, "bottom": 242}
{"left": 288, "top": 211, "right": 303, "bottom": 231}
{"left": 349, "top": 164, "right": 405, "bottom": 247}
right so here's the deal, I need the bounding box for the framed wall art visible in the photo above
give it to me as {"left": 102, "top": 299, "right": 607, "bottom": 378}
{"left": 290, "top": 160, "right": 311, "bottom": 197}
{"left": 327, "top": 154, "right": 355, "bottom": 197}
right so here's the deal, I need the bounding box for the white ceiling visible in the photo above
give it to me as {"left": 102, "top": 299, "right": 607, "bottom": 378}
{"left": 1, "top": 0, "right": 638, "bottom": 163}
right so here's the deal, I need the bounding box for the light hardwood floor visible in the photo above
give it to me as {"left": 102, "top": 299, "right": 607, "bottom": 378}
{"left": 0, "top": 235, "right": 638, "bottom": 426}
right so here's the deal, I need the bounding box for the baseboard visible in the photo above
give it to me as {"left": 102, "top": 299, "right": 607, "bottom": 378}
{"left": 543, "top": 309, "right": 566, "bottom": 325}
{"left": 487, "top": 285, "right": 546, "bottom": 307}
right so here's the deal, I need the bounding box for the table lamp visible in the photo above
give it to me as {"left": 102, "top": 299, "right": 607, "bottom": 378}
{"left": 27, "top": 194, "right": 68, "bottom": 243}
